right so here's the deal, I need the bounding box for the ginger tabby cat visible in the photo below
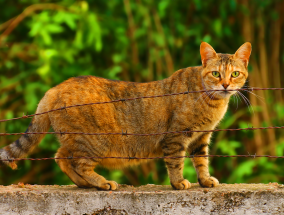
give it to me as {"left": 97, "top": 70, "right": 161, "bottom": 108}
{"left": 0, "top": 42, "right": 251, "bottom": 190}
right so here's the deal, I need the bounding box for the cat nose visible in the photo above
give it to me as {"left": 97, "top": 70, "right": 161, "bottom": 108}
{"left": 222, "top": 83, "right": 229, "bottom": 89}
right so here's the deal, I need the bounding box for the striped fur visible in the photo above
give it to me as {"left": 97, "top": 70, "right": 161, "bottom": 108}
{"left": 0, "top": 107, "right": 50, "bottom": 169}
{"left": 0, "top": 42, "right": 251, "bottom": 190}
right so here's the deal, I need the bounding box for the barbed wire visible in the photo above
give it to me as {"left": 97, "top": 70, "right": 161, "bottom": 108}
{"left": 1, "top": 154, "right": 284, "bottom": 162}
{"left": 0, "top": 87, "right": 284, "bottom": 164}
{"left": 0, "top": 125, "right": 284, "bottom": 137}
{"left": 1, "top": 87, "right": 284, "bottom": 123}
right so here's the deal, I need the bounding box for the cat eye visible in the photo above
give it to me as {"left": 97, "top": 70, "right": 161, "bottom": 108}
{"left": 231, "top": 71, "right": 240, "bottom": 77}
{"left": 212, "top": 71, "right": 220, "bottom": 78}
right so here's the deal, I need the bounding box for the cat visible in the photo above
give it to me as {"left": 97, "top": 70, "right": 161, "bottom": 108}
{"left": 0, "top": 42, "right": 251, "bottom": 190}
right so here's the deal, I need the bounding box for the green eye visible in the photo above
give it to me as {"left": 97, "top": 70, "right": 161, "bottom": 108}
{"left": 232, "top": 71, "right": 240, "bottom": 77}
{"left": 212, "top": 71, "right": 220, "bottom": 78}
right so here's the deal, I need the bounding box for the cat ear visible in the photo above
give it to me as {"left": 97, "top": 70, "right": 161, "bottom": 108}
{"left": 234, "top": 42, "right": 252, "bottom": 67}
{"left": 200, "top": 42, "right": 218, "bottom": 67}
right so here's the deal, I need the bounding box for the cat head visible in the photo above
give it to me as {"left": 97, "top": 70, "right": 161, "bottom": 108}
{"left": 200, "top": 42, "right": 251, "bottom": 99}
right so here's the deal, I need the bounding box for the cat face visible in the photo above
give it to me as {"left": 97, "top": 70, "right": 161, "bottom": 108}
{"left": 200, "top": 42, "right": 251, "bottom": 99}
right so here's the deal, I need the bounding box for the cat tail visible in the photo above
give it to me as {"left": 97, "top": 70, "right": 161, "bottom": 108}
{"left": 0, "top": 101, "right": 51, "bottom": 170}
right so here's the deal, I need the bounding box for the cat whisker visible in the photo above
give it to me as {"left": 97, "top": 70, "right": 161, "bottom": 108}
{"left": 237, "top": 91, "right": 254, "bottom": 114}
{"left": 240, "top": 86, "right": 266, "bottom": 104}
{"left": 198, "top": 93, "right": 209, "bottom": 108}
{"left": 203, "top": 91, "right": 215, "bottom": 108}
{"left": 237, "top": 91, "right": 248, "bottom": 109}
{"left": 209, "top": 91, "right": 218, "bottom": 102}
{"left": 194, "top": 91, "right": 209, "bottom": 108}
{"left": 239, "top": 87, "right": 264, "bottom": 111}
{"left": 232, "top": 94, "right": 240, "bottom": 110}
{"left": 191, "top": 92, "right": 203, "bottom": 106}
{"left": 236, "top": 93, "right": 241, "bottom": 110}
{"left": 242, "top": 89, "right": 266, "bottom": 104}
{"left": 188, "top": 92, "right": 205, "bottom": 109}
{"left": 205, "top": 91, "right": 220, "bottom": 109}
{"left": 194, "top": 90, "right": 206, "bottom": 102}
{"left": 232, "top": 94, "right": 235, "bottom": 106}
{"left": 243, "top": 95, "right": 254, "bottom": 114}
{"left": 194, "top": 91, "right": 211, "bottom": 108}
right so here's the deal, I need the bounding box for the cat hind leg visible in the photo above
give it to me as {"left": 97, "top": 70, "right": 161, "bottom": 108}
{"left": 75, "top": 166, "right": 118, "bottom": 190}
{"left": 55, "top": 147, "right": 118, "bottom": 190}
{"left": 55, "top": 148, "right": 92, "bottom": 188}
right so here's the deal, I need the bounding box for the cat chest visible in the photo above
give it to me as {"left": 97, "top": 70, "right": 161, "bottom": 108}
{"left": 184, "top": 121, "right": 215, "bottom": 138}
{"left": 183, "top": 111, "right": 225, "bottom": 139}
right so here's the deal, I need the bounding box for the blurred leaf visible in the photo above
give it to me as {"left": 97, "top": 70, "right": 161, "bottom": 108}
{"left": 276, "top": 141, "right": 284, "bottom": 156}
{"left": 275, "top": 104, "right": 284, "bottom": 118}
{"left": 228, "top": 160, "right": 256, "bottom": 183}
{"left": 40, "top": 30, "right": 52, "bottom": 45}
{"left": 45, "top": 24, "right": 64, "bottom": 34}
{"left": 213, "top": 19, "right": 222, "bottom": 37}
{"left": 202, "top": 35, "right": 211, "bottom": 43}
{"left": 217, "top": 140, "right": 242, "bottom": 155}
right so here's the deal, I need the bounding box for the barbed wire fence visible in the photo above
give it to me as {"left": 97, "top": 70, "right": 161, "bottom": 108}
{"left": 0, "top": 87, "right": 284, "bottom": 162}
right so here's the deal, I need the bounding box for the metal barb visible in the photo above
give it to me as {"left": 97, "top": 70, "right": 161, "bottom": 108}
{"left": 22, "top": 112, "right": 28, "bottom": 119}
{"left": 247, "top": 123, "right": 253, "bottom": 130}
{"left": 60, "top": 130, "right": 66, "bottom": 136}
{"left": 121, "top": 129, "right": 128, "bottom": 137}
{"left": 61, "top": 103, "right": 68, "bottom": 113}
{"left": 128, "top": 156, "right": 136, "bottom": 161}
{"left": 6, "top": 156, "right": 14, "bottom": 163}
{"left": 67, "top": 149, "right": 74, "bottom": 159}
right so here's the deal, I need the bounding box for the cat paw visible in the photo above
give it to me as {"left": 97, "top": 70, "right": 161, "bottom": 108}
{"left": 171, "top": 179, "right": 191, "bottom": 190}
{"left": 99, "top": 180, "right": 118, "bottom": 190}
{"left": 198, "top": 176, "right": 219, "bottom": 188}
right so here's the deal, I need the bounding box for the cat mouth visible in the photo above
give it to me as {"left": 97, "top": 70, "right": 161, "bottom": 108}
{"left": 219, "top": 90, "right": 232, "bottom": 97}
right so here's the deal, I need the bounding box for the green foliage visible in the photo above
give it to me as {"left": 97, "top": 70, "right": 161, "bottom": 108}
{"left": 0, "top": 0, "right": 283, "bottom": 186}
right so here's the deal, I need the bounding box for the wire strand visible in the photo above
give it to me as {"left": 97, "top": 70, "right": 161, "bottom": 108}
{"left": 1, "top": 87, "right": 283, "bottom": 123}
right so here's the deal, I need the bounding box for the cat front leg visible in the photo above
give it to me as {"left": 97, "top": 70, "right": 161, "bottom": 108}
{"left": 188, "top": 133, "right": 219, "bottom": 188}
{"left": 162, "top": 142, "right": 191, "bottom": 190}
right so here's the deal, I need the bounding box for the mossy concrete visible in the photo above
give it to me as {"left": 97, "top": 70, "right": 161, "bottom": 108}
{"left": 0, "top": 183, "right": 284, "bottom": 214}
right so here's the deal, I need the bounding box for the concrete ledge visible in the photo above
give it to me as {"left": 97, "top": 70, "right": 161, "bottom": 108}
{"left": 0, "top": 183, "right": 284, "bottom": 214}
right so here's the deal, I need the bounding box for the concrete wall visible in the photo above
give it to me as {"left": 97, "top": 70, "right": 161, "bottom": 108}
{"left": 0, "top": 183, "right": 284, "bottom": 214}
